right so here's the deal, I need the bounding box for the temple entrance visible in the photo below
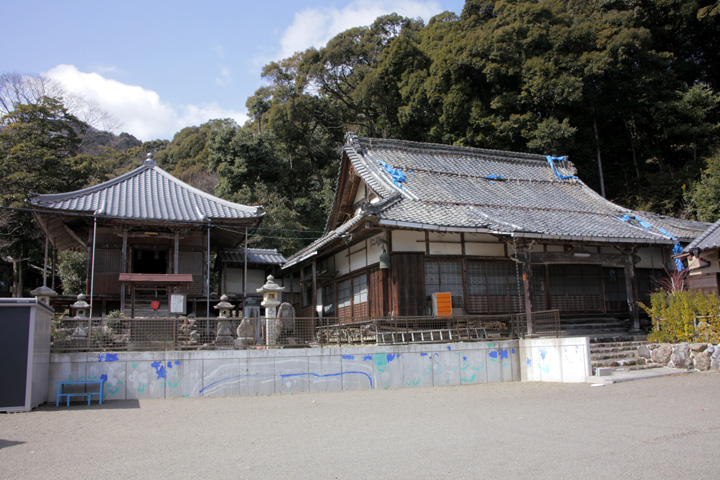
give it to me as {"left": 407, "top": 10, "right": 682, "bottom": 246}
{"left": 133, "top": 249, "right": 168, "bottom": 274}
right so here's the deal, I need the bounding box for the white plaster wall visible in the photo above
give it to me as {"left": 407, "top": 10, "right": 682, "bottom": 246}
{"left": 392, "top": 230, "right": 425, "bottom": 252}
{"left": 465, "top": 242, "right": 506, "bottom": 257}
{"left": 47, "top": 340, "right": 524, "bottom": 402}
{"left": 428, "top": 232, "right": 461, "bottom": 243}
{"left": 429, "top": 242, "right": 462, "bottom": 255}
{"left": 636, "top": 247, "right": 666, "bottom": 269}
{"left": 519, "top": 336, "right": 591, "bottom": 383}
{"left": 350, "top": 250, "right": 366, "bottom": 272}
{"left": 367, "top": 234, "right": 385, "bottom": 266}
{"left": 335, "top": 250, "right": 350, "bottom": 276}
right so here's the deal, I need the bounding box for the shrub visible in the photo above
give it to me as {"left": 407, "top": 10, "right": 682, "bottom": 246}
{"left": 640, "top": 290, "right": 720, "bottom": 343}
{"left": 57, "top": 251, "right": 87, "bottom": 295}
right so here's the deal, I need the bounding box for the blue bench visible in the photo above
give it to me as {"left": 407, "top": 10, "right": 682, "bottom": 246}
{"left": 56, "top": 379, "right": 105, "bottom": 407}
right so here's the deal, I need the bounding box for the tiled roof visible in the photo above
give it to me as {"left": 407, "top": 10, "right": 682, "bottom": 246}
{"left": 27, "top": 155, "right": 263, "bottom": 223}
{"left": 219, "top": 248, "right": 286, "bottom": 266}
{"left": 283, "top": 215, "right": 365, "bottom": 269}
{"left": 338, "top": 134, "right": 707, "bottom": 243}
{"left": 685, "top": 218, "right": 720, "bottom": 251}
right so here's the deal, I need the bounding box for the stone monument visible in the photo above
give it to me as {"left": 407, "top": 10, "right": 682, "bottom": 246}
{"left": 276, "top": 302, "right": 296, "bottom": 344}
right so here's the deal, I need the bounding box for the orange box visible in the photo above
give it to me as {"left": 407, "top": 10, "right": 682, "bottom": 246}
{"left": 432, "top": 292, "right": 452, "bottom": 317}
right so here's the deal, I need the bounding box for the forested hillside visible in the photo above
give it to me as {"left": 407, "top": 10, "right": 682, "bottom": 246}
{"left": 159, "top": 0, "right": 720, "bottom": 253}
{"left": 2, "top": 0, "right": 720, "bottom": 290}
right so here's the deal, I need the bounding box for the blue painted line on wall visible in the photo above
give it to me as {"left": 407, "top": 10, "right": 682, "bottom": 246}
{"left": 98, "top": 353, "right": 119, "bottom": 362}
{"left": 281, "top": 372, "right": 373, "bottom": 389}
{"left": 342, "top": 355, "right": 355, "bottom": 360}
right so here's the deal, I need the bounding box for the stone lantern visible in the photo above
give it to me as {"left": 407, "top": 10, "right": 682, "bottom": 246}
{"left": 31, "top": 285, "right": 57, "bottom": 308}
{"left": 70, "top": 293, "right": 90, "bottom": 341}
{"left": 257, "top": 275, "right": 285, "bottom": 346}
{"left": 213, "top": 294, "right": 235, "bottom": 347}
{"left": 214, "top": 294, "right": 234, "bottom": 318}
{"left": 72, "top": 293, "right": 90, "bottom": 319}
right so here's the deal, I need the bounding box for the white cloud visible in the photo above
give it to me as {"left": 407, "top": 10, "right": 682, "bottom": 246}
{"left": 278, "top": 0, "right": 442, "bottom": 59}
{"left": 43, "top": 64, "right": 247, "bottom": 141}
{"left": 216, "top": 66, "right": 232, "bottom": 87}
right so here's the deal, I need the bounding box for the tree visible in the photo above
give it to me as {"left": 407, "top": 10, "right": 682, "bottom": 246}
{"left": 0, "top": 96, "right": 98, "bottom": 296}
{"left": 687, "top": 148, "right": 720, "bottom": 222}
{"left": 0, "top": 72, "right": 120, "bottom": 131}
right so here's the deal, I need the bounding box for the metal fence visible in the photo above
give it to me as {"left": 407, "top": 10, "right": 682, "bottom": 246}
{"left": 51, "top": 310, "right": 561, "bottom": 352}
{"left": 510, "top": 309, "right": 561, "bottom": 338}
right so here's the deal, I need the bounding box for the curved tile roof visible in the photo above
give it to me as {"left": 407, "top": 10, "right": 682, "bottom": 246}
{"left": 27, "top": 155, "right": 263, "bottom": 223}
{"left": 341, "top": 134, "right": 707, "bottom": 244}
{"left": 685, "top": 218, "right": 720, "bottom": 251}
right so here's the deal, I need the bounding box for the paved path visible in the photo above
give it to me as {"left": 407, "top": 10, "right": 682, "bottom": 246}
{"left": 1, "top": 373, "right": 719, "bottom": 479}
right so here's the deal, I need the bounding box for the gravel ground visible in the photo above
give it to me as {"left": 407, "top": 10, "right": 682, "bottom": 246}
{"left": 1, "top": 373, "right": 719, "bottom": 479}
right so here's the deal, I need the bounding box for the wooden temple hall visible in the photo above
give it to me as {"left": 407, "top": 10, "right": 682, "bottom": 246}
{"left": 27, "top": 154, "right": 266, "bottom": 317}
{"left": 281, "top": 134, "right": 710, "bottom": 336}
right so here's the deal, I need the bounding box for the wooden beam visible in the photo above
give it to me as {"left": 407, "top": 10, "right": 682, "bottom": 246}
{"left": 63, "top": 223, "right": 87, "bottom": 248}
{"left": 530, "top": 251, "right": 631, "bottom": 267}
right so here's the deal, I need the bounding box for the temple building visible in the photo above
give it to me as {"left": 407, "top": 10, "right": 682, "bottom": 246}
{"left": 282, "top": 134, "right": 708, "bottom": 335}
{"left": 27, "top": 154, "right": 264, "bottom": 317}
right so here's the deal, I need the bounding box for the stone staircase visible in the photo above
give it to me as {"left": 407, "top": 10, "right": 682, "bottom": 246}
{"left": 589, "top": 339, "right": 663, "bottom": 373}
{"left": 560, "top": 315, "right": 631, "bottom": 338}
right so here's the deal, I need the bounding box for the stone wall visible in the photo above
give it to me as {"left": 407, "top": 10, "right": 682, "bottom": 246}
{"left": 638, "top": 342, "right": 720, "bottom": 371}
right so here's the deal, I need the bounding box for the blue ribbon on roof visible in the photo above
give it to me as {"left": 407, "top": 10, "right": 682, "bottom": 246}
{"left": 483, "top": 175, "right": 505, "bottom": 183}
{"left": 378, "top": 160, "right": 407, "bottom": 189}
{"left": 615, "top": 214, "right": 685, "bottom": 271}
{"left": 546, "top": 155, "right": 578, "bottom": 181}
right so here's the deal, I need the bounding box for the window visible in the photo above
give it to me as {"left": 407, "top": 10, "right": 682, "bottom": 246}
{"left": 425, "top": 261, "right": 464, "bottom": 307}
{"left": 353, "top": 275, "right": 367, "bottom": 304}
{"left": 337, "top": 279, "right": 350, "bottom": 311}
{"left": 322, "top": 284, "right": 336, "bottom": 316}
{"left": 465, "top": 261, "right": 524, "bottom": 314}
{"left": 336, "top": 274, "right": 368, "bottom": 319}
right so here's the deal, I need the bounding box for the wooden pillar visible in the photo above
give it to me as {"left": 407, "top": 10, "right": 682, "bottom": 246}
{"left": 43, "top": 234, "right": 49, "bottom": 287}
{"left": 311, "top": 260, "right": 317, "bottom": 319}
{"left": 173, "top": 231, "right": 179, "bottom": 274}
{"left": 120, "top": 230, "right": 128, "bottom": 313}
{"left": 519, "top": 246, "right": 534, "bottom": 336}
{"left": 623, "top": 253, "right": 641, "bottom": 332}
{"left": 51, "top": 243, "right": 57, "bottom": 291}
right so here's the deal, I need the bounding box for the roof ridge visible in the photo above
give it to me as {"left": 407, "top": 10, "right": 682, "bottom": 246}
{"left": 350, "top": 134, "right": 558, "bottom": 165}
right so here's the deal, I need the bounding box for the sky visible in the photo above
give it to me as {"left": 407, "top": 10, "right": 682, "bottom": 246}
{"left": 2, "top": 0, "right": 465, "bottom": 141}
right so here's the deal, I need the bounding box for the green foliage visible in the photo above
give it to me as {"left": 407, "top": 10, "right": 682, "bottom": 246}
{"left": 639, "top": 290, "right": 720, "bottom": 343}
{"left": 0, "top": 96, "right": 102, "bottom": 294}
{"left": 57, "top": 251, "right": 87, "bottom": 295}
{"left": 686, "top": 148, "right": 720, "bottom": 222}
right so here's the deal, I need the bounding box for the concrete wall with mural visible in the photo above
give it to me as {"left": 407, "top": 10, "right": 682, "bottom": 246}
{"left": 47, "top": 340, "right": 521, "bottom": 401}
{"left": 47, "top": 337, "right": 592, "bottom": 402}
{"left": 519, "top": 336, "right": 592, "bottom": 383}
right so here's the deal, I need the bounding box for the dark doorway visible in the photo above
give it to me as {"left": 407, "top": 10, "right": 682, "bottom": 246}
{"left": 133, "top": 249, "right": 168, "bottom": 274}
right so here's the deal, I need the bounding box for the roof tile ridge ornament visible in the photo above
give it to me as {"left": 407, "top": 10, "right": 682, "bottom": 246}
{"left": 359, "top": 192, "right": 402, "bottom": 216}
{"left": 144, "top": 152, "right": 157, "bottom": 166}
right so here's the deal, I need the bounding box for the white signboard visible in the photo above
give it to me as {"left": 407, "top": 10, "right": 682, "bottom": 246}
{"left": 169, "top": 294, "right": 186, "bottom": 315}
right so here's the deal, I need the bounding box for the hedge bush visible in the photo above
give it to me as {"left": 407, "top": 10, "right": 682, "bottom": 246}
{"left": 640, "top": 290, "right": 720, "bottom": 343}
